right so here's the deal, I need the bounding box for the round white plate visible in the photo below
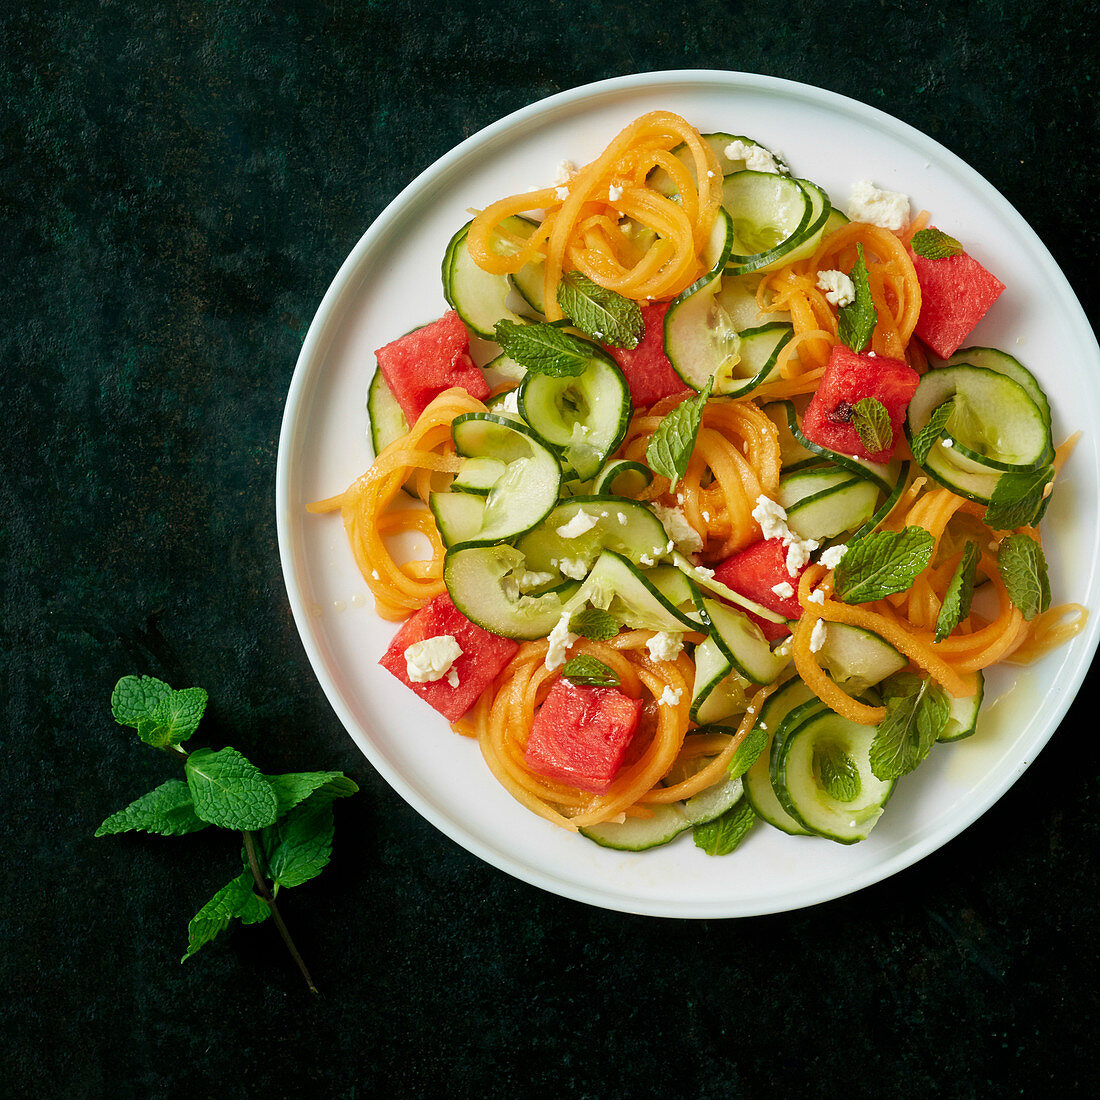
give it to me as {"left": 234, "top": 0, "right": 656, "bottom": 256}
{"left": 276, "top": 71, "right": 1100, "bottom": 917}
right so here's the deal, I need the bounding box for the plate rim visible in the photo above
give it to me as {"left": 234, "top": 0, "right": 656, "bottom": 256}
{"left": 276, "top": 68, "right": 1100, "bottom": 918}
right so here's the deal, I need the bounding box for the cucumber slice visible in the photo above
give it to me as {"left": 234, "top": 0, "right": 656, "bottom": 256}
{"left": 778, "top": 466, "right": 854, "bottom": 509}
{"left": 906, "top": 364, "right": 1050, "bottom": 472}
{"left": 366, "top": 368, "right": 409, "bottom": 457}
{"left": 702, "top": 598, "right": 790, "bottom": 685}
{"left": 592, "top": 459, "right": 654, "bottom": 497}
{"left": 785, "top": 478, "right": 880, "bottom": 542}
{"left": 771, "top": 708, "right": 895, "bottom": 843}
{"left": 482, "top": 352, "right": 527, "bottom": 387}
{"left": 816, "top": 622, "right": 907, "bottom": 695}
{"left": 672, "top": 551, "right": 787, "bottom": 626}
{"left": 849, "top": 461, "right": 910, "bottom": 543}
{"left": 821, "top": 207, "right": 850, "bottom": 236}
{"left": 648, "top": 132, "right": 790, "bottom": 196}
{"left": 450, "top": 456, "right": 507, "bottom": 494}
{"left": 683, "top": 774, "right": 744, "bottom": 825}
{"left": 763, "top": 401, "right": 815, "bottom": 468}
{"left": 716, "top": 272, "right": 790, "bottom": 332}
{"left": 743, "top": 679, "right": 817, "bottom": 835}
{"left": 579, "top": 804, "right": 691, "bottom": 850}
{"left": 519, "top": 346, "right": 631, "bottom": 481}
{"left": 690, "top": 641, "right": 752, "bottom": 724}
{"left": 444, "top": 544, "right": 580, "bottom": 639}
{"left": 516, "top": 496, "right": 670, "bottom": 577}
{"left": 766, "top": 178, "right": 831, "bottom": 268}
{"left": 442, "top": 217, "right": 537, "bottom": 338}
{"left": 721, "top": 171, "right": 811, "bottom": 274}
{"left": 939, "top": 670, "right": 984, "bottom": 742}
{"left": 644, "top": 564, "right": 706, "bottom": 623}
{"left": 937, "top": 346, "right": 1052, "bottom": 428}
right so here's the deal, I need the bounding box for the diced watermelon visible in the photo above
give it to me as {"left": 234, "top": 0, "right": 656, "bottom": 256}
{"left": 604, "top": 301, "right": 691, "bottom": 409}
{"left": 909, "top": 236, "right": 1006, "bottom": 359}
{"left": 801, "top": 345, "right": 919, "bottom": 463}
{"left": 379, "top": 593, "right": 518, "bottom": 722}
{"left": 523, "top": 679, "right": 642, "bottom": 793}
{"left": 374, "top": 310, "right": 489, "bottom": 425}
{"left": 712, "top": 538, "right": 806, "bottom": 642}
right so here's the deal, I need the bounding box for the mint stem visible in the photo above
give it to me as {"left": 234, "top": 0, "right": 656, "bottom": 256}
{"left": 242, "top": 830, "right": 319, "bottom": 994}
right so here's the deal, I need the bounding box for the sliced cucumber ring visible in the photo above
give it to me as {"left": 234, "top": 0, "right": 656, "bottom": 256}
{"left": 815, "top": 623, "right": 907, "bottom": 695}
{"left": 701, "top": 598, "right": 790, "bottom": 685}
{"left": 592, "top": 459, "right": 654, "bottom": 498}
{"left": 785, "top": 478, "right": 880, "bottom": 542}
{"left": 579, "top": 804, "right": 690, "bottom": 851}
{"left": 721, "top": 171, "right": 811, "bottom": 274}
{"left": 938, "top": 670, "right": 984, "bottom": 742}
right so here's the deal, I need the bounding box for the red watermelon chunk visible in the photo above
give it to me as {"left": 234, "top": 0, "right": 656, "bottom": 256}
{"left": 379, "top": 593, "right": 518, "bottom": 722}
{"left": 375, "top": 310, "right": 489, "bottom": 425}
{"left": 910, "top": 235, "right": 1006, "bottom": 359}
{"left": 801, "top": 345, "right": 919, "bottom": 463}
{"left": 605, "top": 301, "right": 691, "bottom": 409}
{"left": 712, "top": 538, "right": 806, "bottom": 642}
{"left": 523, "top": 679, "right": 642, "bottom": 793}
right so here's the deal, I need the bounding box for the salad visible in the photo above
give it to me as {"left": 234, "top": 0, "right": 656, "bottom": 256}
{"left": 309, "top": 111, "right": 1087, "bottom": 855}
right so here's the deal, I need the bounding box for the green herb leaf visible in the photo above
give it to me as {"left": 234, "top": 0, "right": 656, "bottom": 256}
{"left": 556, "top": 271, "right": 643, "bottom": 349}
{"left": 182, "top": 871, "right": 269, "bottom": 962}
{"left": 910, "top": 396, "right": 957, "bottom": 466}
{"left": 910, "top": 227, "right": 964, "bottom": 259}
{"left": 568, "top": 607, "right": 620, "bottom": 642}
{"left": 851, "top": 397, "right": 893, "bottom": 454}
{"left": 111, "top": 675, "right": 172, "bottom": 727}
{"left": 184, "top": 747, "right": 279, "bottom": 831}
{"left": 692, "top": 799, "right": 756, "bottom": 856}
{"left": 832, "top": 526, "right": 935, "bottom": 604}
{"left": 997, "top": 533, "right": 1051, "bottom": 621}
{"left": 935, "top": 541, "right": 980, "bottom": 642}
{"left": 493, "top": 319, "right": 595, "bottom": 376}
{"left": 645, "top": 377, "right": 713, "bottom": 490}
{"left": 837, "top": 244, "right": 877, "bottom": 353}
{"left": 984, "top": 464, "right": 1055, "bottom": 531}
{"left": 870, "top": 673, "right": 949, "bottom": 781}
{"left": 815, "top": 744, "right": 862, "bottom": 803}
{"left": 111, "top": 675, "right": 208, "bottom": 747}
{"left": 95, "top": 779, "right": 208, "bottom": 837}
{"left": 255, "top": 795, "right": 336, "bottom": 891}
{"left": 265, "top": 772, "right": 359, "bottom": 819}
{"left": 561, "top": 655, "right": 620, "bottom": 687}
{"left": 728, "top": 726, "right": 769, "bottom": 780}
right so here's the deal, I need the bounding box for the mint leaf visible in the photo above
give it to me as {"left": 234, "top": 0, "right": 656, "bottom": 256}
{"left": 910, "top": 396, "right": 957, "bottom": 466}
{"left": 837, "top": 245, "right": 876, "bottom": 353}
{"left": 562, "top": 655, "right": 620, "bottom": 687}
{"left": 693, "top": 798, "right": 755, "bottom": 856}
{"left": 493, "top": 320, "right": 595, "bottom": 376}
{"left": 568, "top": 607, "right": 620, "bottom": 642}
{"left": 265, "top": 772, "right": 359, "bottom": 819}
{"left": 182, "top": 871, "right": 269, "bottom": 962}
{"left": 911, "top": 227, "right": 964, "bottom": 259}
{"left": 851, "top": 397, "right": 893, "bottom": 454}
{"left": 645, "top": 377, "right": 713, "bottom": 490}
{"left": 870, "top": 673, "right": 949, "bottom": 781}
{"left": 185, "top": 747, "right": 279, "bottom": 830}
{"left": 137, "top": 686, "right": 209, "bottom": 748}
{"left": 728, "top": 726, "right": 769, "bottom": 780}
{"left": 95, "top": 779, "right": 208, "bottom": 837}
{"left": 556, "top": 271, "right": 643, "bottom": 349}
{"left": 111, "top": 675, "right": 172, "bottom": 727}
{"left": 984, "top": 464, "right": 1055, "bottom": 531}
{"left": 832, "top": 526, "right": 935, "bottom": 604}
{"left": 815, "top": 744, "right": 862, "bottom": 802}
{"left": 935, "top": 541, "right": 979, "bottom": 642}
{"left": 255, "top": 795, "right": 336, "bottom": 891}
{"left": 997, "top": 533, "right": 1050, "bottom": 621}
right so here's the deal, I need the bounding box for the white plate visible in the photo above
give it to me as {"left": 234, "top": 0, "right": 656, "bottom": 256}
{"left": 276, "top": 71, "right": 1100, "bottom": 917}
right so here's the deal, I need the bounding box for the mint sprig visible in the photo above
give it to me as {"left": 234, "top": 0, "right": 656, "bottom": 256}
{"left": 832, "top": 526, "right": 935, "bottom": 604}
{"left": 493, "top": 319, "right": 596, "bottom": 376}
{"left": 934, "top": 541, "right": 979, "bottom": 642}
{"left": 556, "top": 271, "right": 643, "bottom": 349}
{"left": 911, "top": 227, "right": 964, "bottom": 260}
{"left": 97, "top": 674, "right": 357, "bottom": 991}
{"left": 869, "top": 672, "right": 949, "bottom": 781}
{"left": 851, "top": 397, "right": 893, "bottom": 454}
{"left": 693, "top": 798, "right": 756, "bottom": 856}
{"left": 645, "top": 376, "right": 713, "bottom": 490}
{"left": 997, "top": 533, "right": 1051, "bottom": 621}
{"left": 815, "top": 743, "right": 862, "bottom": 802}
{"left": 984, "top": 464, "right": 1055, "bottom": 531}
{"left": 562, "top": 655, "right": 620, "bottom": 687}
{"left": 727, "top": 726, "right": 768, "bottom": 780}
{"left": 568, "top": 607, "right": 620, "bottom": 641}
{"left": 910, "top": 396, "right": 957, "bottom": 466}
{"left": 837, "top": 244, "right": 877, "bottom": 353}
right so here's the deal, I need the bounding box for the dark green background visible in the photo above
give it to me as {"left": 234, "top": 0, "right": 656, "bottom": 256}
{"left": 3, "top": 1, "right": 1097, "bottom": 1096}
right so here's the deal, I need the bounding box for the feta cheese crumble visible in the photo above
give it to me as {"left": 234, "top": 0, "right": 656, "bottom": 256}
{"left": 816, "top": 269, "right": 856, "bottom": 307}
{"left": 752, "top": 494, "right": 820, "bottom": 577}
{"left": 518, "top": 570, "right": 555, "bottom": 591}
{"left": 723, "top": 139, "right": 783, "bottom": 174}
{"left": 552, "top": 159, "right": 577, "bottom": 185}
{"left": 818, "top": 544, "right": 848, "bottom": 570}
{"left": 771, "top": 581, "right": 795, "bottom": 599}
{"left": 809, "top": 619, "right": 828, "bottom": 653}
{"left": 607, "top": 182, "right": 623, "bottom": 203}
{"left": 557, "top": 557, "right": 589, "bottom": 580}
{"left": 650, "top": 503, "right": 704, "bottom": 554}
{"left": 646, "top": 632, "right": 684, "bottom": 662}
{"left": 807, "top": 589, "right": 825, "bottom": 605}
{"left": 659, "top": 685, "right": 682, "bottom": 706}
{"left": 555, "top": 185, "right": 570, "bottom": 202}
{"left": 544, "top": 612, "right": 578, "bottom": 671}
{"left": 846, "top": 179, "right": 910, "bottom": 231}
{"left": 556, "top": 508, "right": 600, "bottom": 538}
{"left": 404, "top": 635, "right": 463, "bottom": 684}
{"left": 498, "top": 387, "right": 520, "bottom": 415}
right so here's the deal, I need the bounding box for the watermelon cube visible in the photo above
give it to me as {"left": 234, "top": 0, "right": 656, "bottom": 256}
{"left": 379, "top": 593, "right": 518, "bottom": 722}
{"left": 712, "top": 538, "right": 806, "bottom": 641}
{"left": 605, "top": 301, "right": 691, "bottom": 409}
{"left": 374, "top": 310, "right": 490, "bottom": 425}
{"left": 523, "top": 679, "right": 642, "bottom": 793}
{"left": 800, "top": 344, "right": 919, "bottom": 463}
{"left": 910, "top": 236, "right": 1006, "bottom": 359}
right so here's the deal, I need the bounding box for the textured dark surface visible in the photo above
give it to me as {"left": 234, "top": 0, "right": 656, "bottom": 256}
{"left": 3, "top": 2, "right": 1098, "bottom": 1097}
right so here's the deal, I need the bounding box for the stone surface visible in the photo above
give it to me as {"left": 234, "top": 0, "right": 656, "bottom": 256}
{"left": 2, "top": 1, "right": 1097, "bottom": 1096}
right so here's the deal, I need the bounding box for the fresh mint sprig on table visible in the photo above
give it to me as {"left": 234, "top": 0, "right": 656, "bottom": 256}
{"left": 836, "top": 244, "right": 877, "bottom": 353}
{"left": 96, "top": 675, "right": 357, "bottom": 992}
{"left": 646, "top": 376, "right": 714, "bottom": 490}
{"left": 556, "top": 271, "right": 643, "bottom": 348}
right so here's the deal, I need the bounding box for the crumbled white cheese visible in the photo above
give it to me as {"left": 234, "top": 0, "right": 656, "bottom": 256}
{"left": 807, "top": 589, "right": 825, "bottom": 605}
{"left": 693, "top": 564, "right": 715, "bottom": 580}
{"left": 816, "top": 269, "right": 856, "bottom": 308}
{"left": 558, "top": 557, "right": 589, "bottom": 580}
{"left": 942, "top": 437, "right": 954, "bottom": 449}
{"left": 552, "top": 159, "right": 577, "bottom": 185}
{"left": 616, "top": 512, "right": 628, "bottom": 526}
{"left": 370, "top": 569, "right": 380, "bottom": 580}
{"left": 847, "top": 179, "right": 910, "bottom": 231}
{"left": 724, "top": 139, "right": 782, "bottom": 174}
{"left": 659, "top": 685, "right": 683, "bottom": 706}
{"left": 773, "top": 639, "right": 793, "bottom": 659}
{"left": 544, "top": 612, "right": 578, "bottom": 670}
{"left": 771, "top": 581, "right": 795, "bottom": 599}
{"left": 786, "top": 537, "right": 818, "bottom": 575}
{"left": 650, "top": 503, "right": 704, "bottom": 554}
{"left": 518, "top": 570, "right": 555, "bottom": 591}
{"left": 818, "top": 544, "right": 848, "bottom": 570}
{"left": 809, "top": 619, "right": 828, "bottom": 653}
{"left": 638, "top": 553, "right": 656, "bottom": 567}
{"left": 556, "top": 508, "right": 600, "bottom": 539}
{"left": 404, "top": 635, "right": 463, "bottom": 684}
{"left": 646, "top": 631, "right": 684, "bottom": 662}
{"left": 498, "top": 387, "right": 520, "bottom": 415}
{"left": 608, "top": 182, "right": 623, "bottom": 203}
{"left": 702, "top": 511, "right": 711, "bottom": 522}
{"left": 446, "top": 668, "right": 460, "bottom": 689}
{"left": 555, "top": 185, "right": 570, "bottom": 202}
{"left": 752, "top": 495, "right": 789, "bottom": 541}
